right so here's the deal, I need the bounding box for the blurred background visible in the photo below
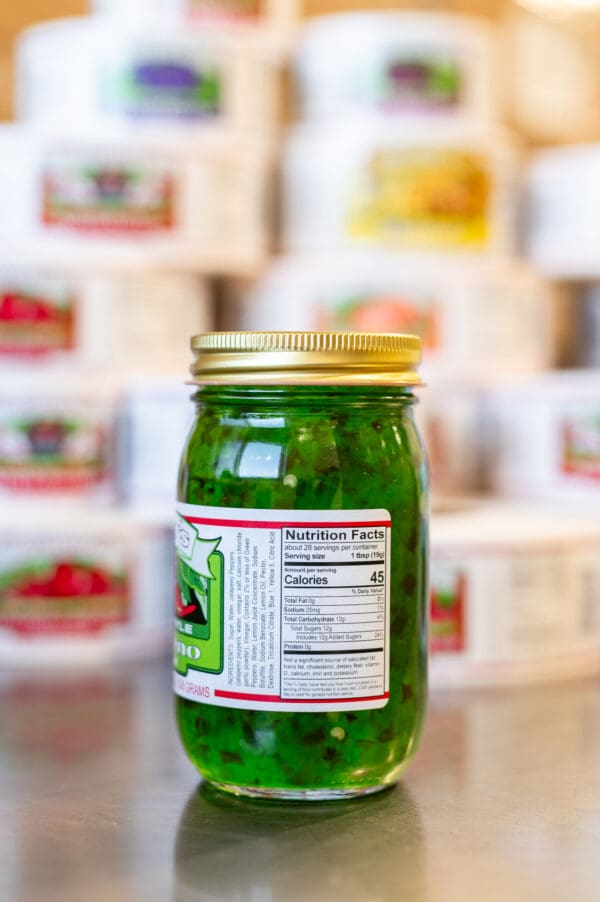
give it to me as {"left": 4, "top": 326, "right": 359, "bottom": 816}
{"left": 0, "top": 0, "right": 600, "bottom": 690}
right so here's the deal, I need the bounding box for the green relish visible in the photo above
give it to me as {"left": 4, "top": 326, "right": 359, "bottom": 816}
{"left": 175, "top": 333, "right": 428, "bottom": 800}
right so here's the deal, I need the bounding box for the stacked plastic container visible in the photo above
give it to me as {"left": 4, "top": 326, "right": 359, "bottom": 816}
{"left": 481, "top": 134, "right": 600, "bottom": 527}
{"left": 437, "top": 132, "right": 600, "bottom": 687}
{"left": 1, "top": 0, "right": 293, "bottom": 666}
{"left": 228, "top": 10, "right": 600, "bottom": 688}
{"left": 232, "top": 12, "right": 556, "bottom": 494}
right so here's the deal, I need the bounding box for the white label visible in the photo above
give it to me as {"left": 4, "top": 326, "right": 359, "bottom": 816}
{"left": 430, "top": 547, "right": 600, "bottom": 665}
{"left": 174, "top": 504, "right": 391, "bottom": 712}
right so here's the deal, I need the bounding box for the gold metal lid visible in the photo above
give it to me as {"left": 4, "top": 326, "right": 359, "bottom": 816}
{"left": 190, "top": 331, "right": 422, "bottom": 386}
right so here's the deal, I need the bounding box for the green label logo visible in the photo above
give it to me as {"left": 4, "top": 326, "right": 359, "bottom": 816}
{"left": 174, "top": 540, "right": 224, "bottom": 677}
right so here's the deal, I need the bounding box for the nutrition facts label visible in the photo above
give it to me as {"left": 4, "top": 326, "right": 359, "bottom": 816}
{"left": 280, "top": 524, "right": 389, "bottom": 703}
{"left": 174, "top": 504, "right": 391, "bottom": 713}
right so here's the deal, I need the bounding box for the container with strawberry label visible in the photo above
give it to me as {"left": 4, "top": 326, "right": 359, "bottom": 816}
{"left": 482, "top": 371, "right": 600, "bottom": 507}
{"left": 0, "top": 559, "right": 129, "bottom": 637}
{"left": 430, "top": 564, "right": 466, "bottom": 654}
{"left": 0, "top": 267, "right": 212, "bottom": 370}
{"left": 0, "top": 506, "right": 173, "bottom": 666}
{"left": 0, "top": 272, "right": 75, "bottom": 359}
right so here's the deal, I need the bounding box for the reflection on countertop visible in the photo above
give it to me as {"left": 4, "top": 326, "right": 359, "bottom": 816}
{"left": 175, "top": 783, "right": 424, "bottom": 902}
{"left": 0, "top": 661, "right": 599, "bottom": 902}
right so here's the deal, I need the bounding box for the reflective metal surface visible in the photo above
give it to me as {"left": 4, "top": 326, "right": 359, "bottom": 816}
{"left": 1, "top": 663, "right": 598, "bottom": 902}
{"left": 189, "top": 330, "right": 423, "bottom": 385}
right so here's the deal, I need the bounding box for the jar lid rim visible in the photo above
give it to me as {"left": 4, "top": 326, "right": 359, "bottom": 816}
{"left": 190, "top": 331, "right": 423, "bottom": 386}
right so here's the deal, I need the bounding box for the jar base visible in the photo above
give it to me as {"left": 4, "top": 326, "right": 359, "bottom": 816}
{"left": 207, "top": 780, "right": 394, "bottom": 801}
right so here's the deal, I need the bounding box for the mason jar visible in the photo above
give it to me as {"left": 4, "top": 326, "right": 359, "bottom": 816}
{"left": 175, "top": 331, "right": 428, "bottom": 800}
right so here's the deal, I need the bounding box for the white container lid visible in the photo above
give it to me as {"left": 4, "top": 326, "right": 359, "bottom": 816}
{"left": 0, "top": 364, "right": 122, "bottom": 401}
{"left": 528, "top": 144, "right": 600, "bottom": 277}
{"left": 6, "top": 120, "right": 271, "bottom": 157}
{"left": 530, "top": 142, "right": 600, "bottom": 180}
{"left": 92, "top": 0, "right": 183, "bottom": 17}
{"left": 91, "top": 0, "right": 259, "bottom": 20}
{"left": 120, "top": 373, "right": 194, "bottom": 399}
{"left": 286, "top": 113, "right": 513, "bottom": 151}
{"left": 0, "top": 501, "right": 168, "bottom": 535}
{"left": 298, "top": 11, "right": 496, "bottom": 50}
{"left": 0, "top": 240, "right": 266, "bottom": 278}
{"left": 482, "top": 368, "right": 600, "bottom": 402}
{"left": 432, "top": 500, "right": 600, "bottom": 552}
{"left": 244, "top": 250, "right": 538, "bottom": 290}
{"left": 18, "top": 14, "right": 282, "bottom": 65}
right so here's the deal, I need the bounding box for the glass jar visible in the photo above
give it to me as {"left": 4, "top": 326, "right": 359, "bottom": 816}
{"left": 175, "top": 331, "right": 428, "bottom": 800}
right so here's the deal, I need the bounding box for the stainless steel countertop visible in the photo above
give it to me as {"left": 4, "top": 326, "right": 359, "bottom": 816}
{"left": 1, "top": 661, "right": 598, "bottom": 902}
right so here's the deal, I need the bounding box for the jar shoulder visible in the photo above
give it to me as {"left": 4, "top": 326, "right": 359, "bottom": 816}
{"left": 178, "top": 401, "right": 428, "bottom": 511}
